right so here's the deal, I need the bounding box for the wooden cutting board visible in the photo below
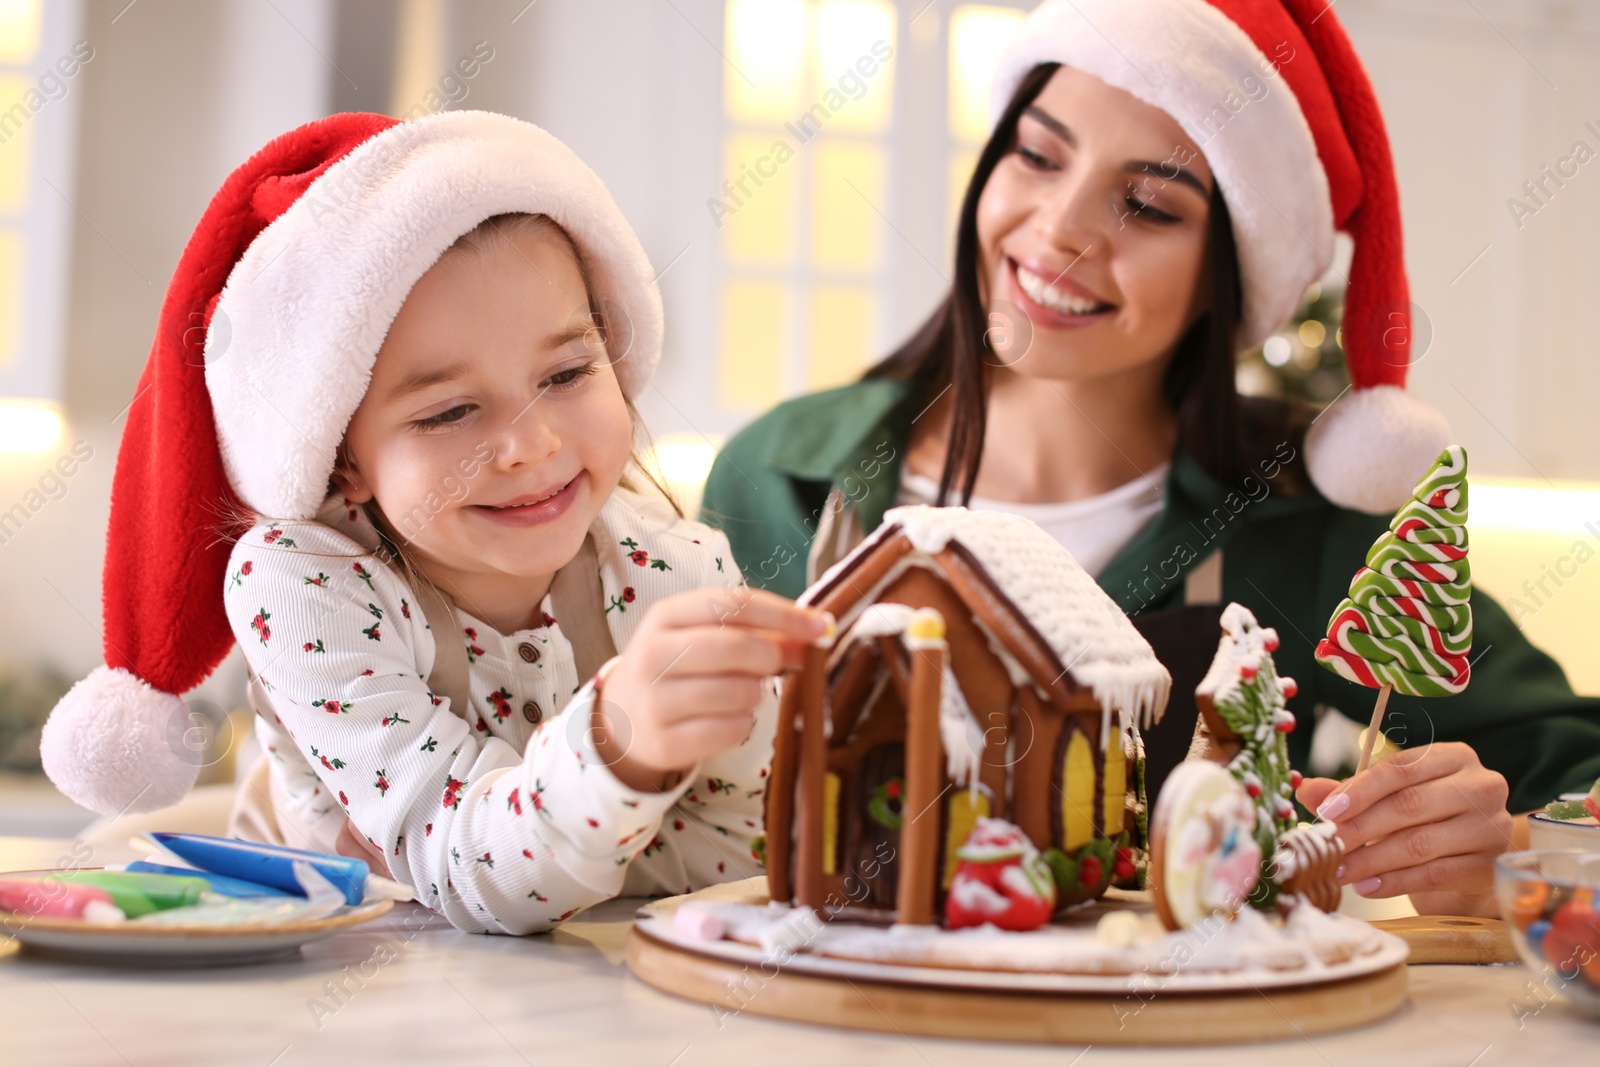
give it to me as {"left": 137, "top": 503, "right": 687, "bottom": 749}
{"left": 1370, "top": 915, "right": 1515, "bottom": 964}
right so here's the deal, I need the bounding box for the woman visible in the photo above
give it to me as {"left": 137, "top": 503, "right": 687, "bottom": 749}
{"left": 701, "top": 0, "right": 1600, "bottom": 918}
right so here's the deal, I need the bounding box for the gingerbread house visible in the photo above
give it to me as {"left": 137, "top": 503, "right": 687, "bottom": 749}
{"left": 765, "top": 505, "right": 1172, "bottom": 925}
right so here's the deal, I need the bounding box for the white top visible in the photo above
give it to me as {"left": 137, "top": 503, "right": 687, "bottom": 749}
{"left": 223, "top": 486, "right": 772, "bottom": 936}
{"left": 897, "top": 463, "right": 1169, "bottom": 579}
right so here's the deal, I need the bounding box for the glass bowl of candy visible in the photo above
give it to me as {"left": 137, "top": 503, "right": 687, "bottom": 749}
{"left": 1498, "top": 850, "right": 1600, "bottom": 1016}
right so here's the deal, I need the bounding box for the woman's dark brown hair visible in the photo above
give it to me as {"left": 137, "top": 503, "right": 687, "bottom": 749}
{"left": 864, "top": 62, "right": 1246, "bottom": 503}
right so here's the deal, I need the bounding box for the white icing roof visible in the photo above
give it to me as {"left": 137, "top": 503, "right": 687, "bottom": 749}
{"left": 807, "top": 504, "right": 1171, "bottom": 729}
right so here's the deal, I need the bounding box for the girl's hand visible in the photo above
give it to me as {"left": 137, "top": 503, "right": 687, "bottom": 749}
{"left": 1295, "top": 742, "right": 1513, "bottom": 917}
{"left": 593, "top": 588, "right": 830, "bottom": 792}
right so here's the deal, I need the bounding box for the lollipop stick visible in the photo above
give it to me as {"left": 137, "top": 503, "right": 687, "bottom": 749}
{"left": 1354, "top": 684, "right": 1393, "bottom": 775}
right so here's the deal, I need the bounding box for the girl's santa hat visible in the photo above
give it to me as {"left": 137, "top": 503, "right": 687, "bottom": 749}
{"left": 41, "top": 111, "right": 664, "bottom": 816}
{"left": 991, "top": 0, "right": 1449, "bottom": 512}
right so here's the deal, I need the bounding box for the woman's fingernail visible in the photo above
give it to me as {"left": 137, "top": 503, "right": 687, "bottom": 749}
{"left": 1335, "top": 864, "right": 1346, "bottom": 882}
{"left": 1317, "top": 793, "right": 1351, "bottom": 820}
{"left": 1353, "top": 876, "right": 1382, "bottom": 896}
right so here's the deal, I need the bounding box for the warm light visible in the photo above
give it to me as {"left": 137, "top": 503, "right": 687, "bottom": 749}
{"left": 948, "top": 5, "right": 1025, "bottom": 143}
{"left": 725, "top": 0, "right": 810, "bottom": 125}
{"left": 0, "top": 0, "right": 39, "bottom": 65}
{"left": 810, "top": 139, "right": 885, "bottom": 271}
{"left": 0, "top": 397, "right": 63, "bottom": 453}
{"left": 646, "top": 433, "right": 723, "bottom": 516}
{"left": 1298, "top": 320, "right": 1327, "bottom": 349}
{"left": 1473, "top": 477, "right": 1600, "bottom": 533}
{"left": 718, "top": 280, "right": 788, "bottom": 411}
{"left": 1263, "top": 335, "right": 1292, "bottom": 367}
{"left": 812, "top": 0, "right": 896, "bottom": 133}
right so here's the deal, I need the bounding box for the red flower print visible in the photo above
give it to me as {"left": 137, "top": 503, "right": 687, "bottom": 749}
{"left": 475, "top": 852, "right": 494, "bottom": 869}
{"left": 507, "top": 787, "right": 523, "bottom": 815}
{"left": 264, "top": 528, "right": 282, "bottom": 544}
{"left": 303, "top": 639, "right": 325, "bottom": 653}
{"left": 241, "top": 561, "right": 253, "bottom": 575}
{"left": 400, "top": 599, "right": 411, "bottom": 620}
{"left": 360, "top": 668, "right": 374, "bottom": 677}
{"left": 303, "top": 571, "right": 329, "bottom": 587}
{"left": 373, "top": 769, "right": 390, "bottom": 795}
{"left": 353, "top": 562, "right": 375, "bottom": 590}
{"left": 522, "top": 848, "right": 534, "bottom": 859}
{"left": 442, "top": 775, "right": 466, "bottom": 810}
{"left": 622, "top": 587, "right": 636, "bottom": 603}
{"left": 425, "top": 823, "right": 434, "bottom": 836}
{"left": 338, "top": 790, "right": 348, "bottom": 805}
{"left": 542, "top": 612, "right": 557, "bottom": 628}
{"left": 380, "top": 710, "right": 411, "bottom": 727}
{"left": 585, "top": 817, "right": 599, "bottom": 828}
{"left": 486, "top": 687, "right": 513, "bottom": 722}
{"left": 313, "top": 698, "right": 347, "bottom": 714}
{"left": 630, "top": 549, "right": 649, "bottom": 567}
{"left": 672, "top": 818, "right": 684, "bottom": 831}
{"left": 463, "top": 627, "right": 485, "bottom": 662}
{"left": 250, "top": 608, "right": 272, "bottom": 645}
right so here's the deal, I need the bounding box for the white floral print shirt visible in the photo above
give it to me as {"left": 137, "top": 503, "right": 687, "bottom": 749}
{"left": 222, "top": 485, "right": 774, "bottom": 934}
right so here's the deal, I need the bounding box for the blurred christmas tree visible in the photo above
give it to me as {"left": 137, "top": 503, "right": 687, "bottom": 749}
{"left": 1235, "top": 281, "right": 1351, "bottom": 404}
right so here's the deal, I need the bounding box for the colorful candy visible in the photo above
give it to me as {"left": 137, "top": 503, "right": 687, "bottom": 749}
{"left": 1315, "top": 446, "right": 1472, "bottom": 697}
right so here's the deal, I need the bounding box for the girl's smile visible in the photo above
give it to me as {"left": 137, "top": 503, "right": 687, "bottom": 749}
{"left": 467, "top": 473, "right": 584, "bottom": 528}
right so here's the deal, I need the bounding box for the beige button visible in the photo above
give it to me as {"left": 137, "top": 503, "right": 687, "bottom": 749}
{"left": 522, "top": 700, "right": 542, "bottom": 725}
{"left": 517, "top": 642, "right": 540, "bottom": 664}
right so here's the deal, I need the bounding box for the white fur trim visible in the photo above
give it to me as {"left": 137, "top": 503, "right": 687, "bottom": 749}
{"left": 1304, "top": 385, "right": 1451, "bottom": 514}
{"left": 989, "top": 0, "right": 1334, "bottom": 350}
{"left": 206, "top": 111, "right": 663, "bottom": 519}
{"left": 40, "top": 666, "right": 200, "bottom": 816}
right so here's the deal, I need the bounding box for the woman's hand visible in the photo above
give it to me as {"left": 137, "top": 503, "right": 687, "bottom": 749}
{"left": 1295, "top": 742, "right": 1513, "bottom": 917}
{"left": 592, "top": 588, "right": 830, "bottom": 792}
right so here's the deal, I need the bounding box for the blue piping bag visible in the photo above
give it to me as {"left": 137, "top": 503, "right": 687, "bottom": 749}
{"left": 121, "top": 860, "right": 293, "bottom": 898}
{"left": 147, "top": 833, "right": 413, "bottom": 906}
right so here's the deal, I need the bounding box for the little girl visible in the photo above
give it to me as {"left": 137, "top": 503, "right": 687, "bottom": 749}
{"left": 39, "top": 110, "right": 825, "bottom": 934}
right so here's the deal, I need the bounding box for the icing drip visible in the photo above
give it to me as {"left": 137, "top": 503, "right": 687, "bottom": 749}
{"left": 811, "top": 505, "right": 1172, "bottom": 732}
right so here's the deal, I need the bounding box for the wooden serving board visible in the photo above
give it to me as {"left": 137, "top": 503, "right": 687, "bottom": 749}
{"left": 626, "top": 926, "right": 1407, "bottom": 1045}
{"left": 1370, "top": 915, "right": 1515, "bottom": 964}
{"left": 625, "top": 880, "right": 1410, "bottom": 1045}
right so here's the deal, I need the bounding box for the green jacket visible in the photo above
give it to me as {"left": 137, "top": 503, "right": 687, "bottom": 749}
{"left": 700, "top": 378, "right": 1600, "bottom": 813}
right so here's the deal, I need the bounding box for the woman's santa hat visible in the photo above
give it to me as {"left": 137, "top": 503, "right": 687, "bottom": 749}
{"left": 41, "top": 110, "right": 663, "bottom": 816}
{"left": 991, "top": 0, "right": 1449, "bottom": 512}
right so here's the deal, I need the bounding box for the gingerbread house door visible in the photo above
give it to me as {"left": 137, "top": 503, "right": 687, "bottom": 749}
{"left": 849, "top": 740, "right": 903, "bottom": 912}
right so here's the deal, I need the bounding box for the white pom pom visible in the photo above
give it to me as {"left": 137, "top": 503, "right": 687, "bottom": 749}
{"left": 1304, "top": 385, "right": 1451, "bottom": 514}
{"left": 40, "top": 666, "right": 199, "bottom": 816}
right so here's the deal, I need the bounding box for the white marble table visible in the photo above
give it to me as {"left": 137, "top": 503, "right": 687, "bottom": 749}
{"left": 0, "top": 835, "right": 1594, "bottom": 1066}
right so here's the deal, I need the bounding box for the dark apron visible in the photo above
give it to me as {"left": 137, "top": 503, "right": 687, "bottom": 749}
{"left": 1132, "top": 603, "right": 1225, "bottom": 800}
{"left": 1127, "top": 548, "right": 1226, "bottom": 803}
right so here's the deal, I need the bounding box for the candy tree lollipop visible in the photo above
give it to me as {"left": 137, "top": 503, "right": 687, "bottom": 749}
{"left": 1315, "top": 446, "right": 1471, "bottom": 772}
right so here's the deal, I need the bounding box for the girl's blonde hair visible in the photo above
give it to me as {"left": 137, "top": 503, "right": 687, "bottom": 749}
{"left": 214, "top": 212, "right": 682, "bottom": 607}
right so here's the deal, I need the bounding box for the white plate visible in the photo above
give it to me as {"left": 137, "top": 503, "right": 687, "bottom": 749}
{"left": 633, "top": 895, "right": 1409, "bottom": 995}
{"left": 0, "top": 868, "right": 394, "bottom": 967}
